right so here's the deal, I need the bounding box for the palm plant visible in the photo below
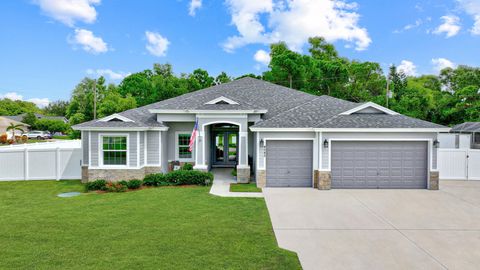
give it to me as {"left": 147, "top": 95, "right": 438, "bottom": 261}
{"left": 6, "top": 123, "right": 24, "bottom": 143}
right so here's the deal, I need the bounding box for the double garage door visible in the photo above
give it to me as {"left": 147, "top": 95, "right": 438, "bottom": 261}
{"left": 331, "top": 141, "right": 428, "bottom": 189}
{"left": 265, "top": 140, "right": 428, "bottom": 189}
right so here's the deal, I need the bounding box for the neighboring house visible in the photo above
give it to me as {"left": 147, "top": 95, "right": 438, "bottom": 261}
{"left": 73, "top": 78, "right": 449, "bottom": 190}
{"left": 2, "top": 113, "right": 68, "bottom": 123}
{"left": 449, "top": 122, "right": 480, "bottom": 149}
{"left": 0, "top": 116, "right": 29, "bottom": 137}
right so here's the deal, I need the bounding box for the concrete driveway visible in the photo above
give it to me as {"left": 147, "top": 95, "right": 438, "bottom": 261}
{"left": 264, "top": 181, "right": 480, "bottom": 270}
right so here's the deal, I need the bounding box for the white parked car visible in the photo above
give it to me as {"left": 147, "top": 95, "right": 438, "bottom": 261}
{"left": 26, "top": 131, "right": 52, "bottom": 140}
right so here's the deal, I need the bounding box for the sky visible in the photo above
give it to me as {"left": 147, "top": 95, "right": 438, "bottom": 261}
{"left": 0, "top": 0, "right": 479, "bottom": 107}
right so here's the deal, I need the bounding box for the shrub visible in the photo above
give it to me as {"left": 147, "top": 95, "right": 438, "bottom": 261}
{"left": 164, "top": 170, "right": 213, "bottom": 186}
{"left": 181, "top": 163, "right": 193, "bottom": 171}
{"left": 0, "top": 134, "right": 7, "bottom": 144}
{"left": 143, "top": 173, "right": 166, "bottom": 186}
{"left": 105, "top": 182, "right": 127, "bottom": 192}
{"left": 126, "top": 179, "right": 143, "bottom": 189}
{"left": 85, "top": 179, "right": 107, "bottom": 191}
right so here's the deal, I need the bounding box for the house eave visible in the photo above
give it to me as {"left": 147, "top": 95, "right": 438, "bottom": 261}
{"left": 249, "top": 127, "right": 451, "bottom": 132}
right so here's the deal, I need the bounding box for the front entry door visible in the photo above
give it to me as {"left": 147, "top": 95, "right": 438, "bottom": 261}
{"left": 213, "top": 131, "right": 238, "bottom": 166}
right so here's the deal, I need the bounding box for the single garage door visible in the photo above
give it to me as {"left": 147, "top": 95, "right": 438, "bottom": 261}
{"left": 331, "top": 141, "right": 428, "bottom": 189}
{"left": 266, "top": 140, "right": 313, "bottom": 187}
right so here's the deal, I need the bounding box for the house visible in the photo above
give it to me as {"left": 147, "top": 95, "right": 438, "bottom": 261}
{"left": 73, "top": 78, "right": 449, "bottom": 190}
{"left": 2, "top": 113, "right": 68, "bottom": 123}
{"left": 449, "top": 122, "right": 480, "bottom": 149}
{"left": 0, "top": 116, "right": 29, "bottom": 138}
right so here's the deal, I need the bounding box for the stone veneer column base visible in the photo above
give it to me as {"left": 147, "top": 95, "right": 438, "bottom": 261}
{"left": 314, "top": 170, "right": 331, "bottom": 190}
{"left": 236, "top": 165, "right": 250, "bottom": 183}
{"left": 256, "top": 170, "right": 266, "bottom": 188}
{"left": 82, "top": 166, "right": 162, "bottom": 182}
{"left": 429, "top": 171, "right": 439, "bottom": 190}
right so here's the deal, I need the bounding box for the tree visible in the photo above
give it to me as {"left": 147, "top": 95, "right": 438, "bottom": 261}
{"left": 22, "top": 112, "right": 37, "bottom": 129}
{"left": 6, "top": 123, "right": 25, "bottom": 142}
{"left": 308, "top": 37, "right": 339, "bottom": 61}
{"left": 215, "top": 72, "right": 232, "bottom": 85}
{"left": 190, "top": 69, "right": 215, "bottom": 90}
{"left": 35, "top": 119, "right": 69, "bottom": 134}
{"left": 98, "top": 91, "right": 137, "bottom": 118}
{"left": 0, "top": 99, "right": 41, "bottom": 116}
{"left": 44, "top": 100, "right": 69, "bottom": 116}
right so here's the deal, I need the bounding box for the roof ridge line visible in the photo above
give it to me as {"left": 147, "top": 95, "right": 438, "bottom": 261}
{"left": 255, "top": 96, "right": 325, "bottom": 124}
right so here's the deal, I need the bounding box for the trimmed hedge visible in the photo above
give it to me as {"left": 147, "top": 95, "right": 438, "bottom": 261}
{"left": 143, "top": 173, "right": 167, "bottom": 186}
{"left": 126, "top": 179, "right": 143, "bottom": 189}
{"left": 164, "top": 170, "right": 213, "bottom": 186}
{"left": 181, "top": 163, "right": 193, "bottom": 171}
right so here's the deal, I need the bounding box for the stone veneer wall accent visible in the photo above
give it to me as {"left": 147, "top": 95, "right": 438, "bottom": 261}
{"left": 256, "top": 170, "right": 266, "bottom": 188}
{"left": 429, "top": 171, "right": 439, "bottom": 190}
{"left": 236, "top": 166, "right": 250, "bottom": 183}
{"left": 81, "top": 166, "right": 162, "bottom": 182}
{"left": 315, "top": 170, "right": 331, "bottom": 190}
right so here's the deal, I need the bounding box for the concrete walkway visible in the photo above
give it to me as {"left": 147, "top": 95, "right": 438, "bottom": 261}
{"left": 264, "top": 181, "right": 480, "bottom": 270}
{"left": 209, "top": 168, "right": 263, "bottom": 198}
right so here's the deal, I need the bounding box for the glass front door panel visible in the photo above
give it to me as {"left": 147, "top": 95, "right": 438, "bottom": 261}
{"left": 228, "top": 133, "right": 237, "bottom": 162}
{"left": 215, "top": 133, "right": 225, "bottom": 163}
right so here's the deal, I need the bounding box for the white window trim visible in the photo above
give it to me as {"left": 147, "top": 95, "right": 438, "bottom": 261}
{"left": 339, "top": 102, "right": 399, "bottom": 116}
{"left": 98, "top": 113, "right": 134, "bottom": 122}
{"left": 175, "top": 131, "right": 194, "bottom": 162}
{"left": 204, "top": 96, "right": 239, "bottom": 105}
{"left": 98, "top": 133, "right": 130, "bottom": 168}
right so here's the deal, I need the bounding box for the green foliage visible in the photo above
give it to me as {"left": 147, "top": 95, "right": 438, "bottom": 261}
{"left": 126, "top": 179, "right": 143, "bottom": 189}
{"left": 164, "top": 170, "right": 214, "bottom": 186}
{"left": 143, "top": 173, "right": 167, "bottom": 186}
{"left": 181, "top": 163, "right": 193, "bottom": 171}
{"left": 0, "top": 99, "right": 41, "bottom": 116}
{"left": 35, "top": 119, "right": 69, "bottom": 133}
{"left": 85, "top": 179, "right": 107, "bottom": 191}
{"left": 22, "top": 112, "right": 37, "bottom": 128}
{"left": 97, "top": 89, "right": 136, "bottom": 118}
{"left": 44, "top": 100, "right": 69, "bottom": 116}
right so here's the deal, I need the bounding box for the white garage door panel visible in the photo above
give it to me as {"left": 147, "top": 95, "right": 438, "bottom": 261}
{"left": 331, "top": 141, "right": 428, "bottom": 189}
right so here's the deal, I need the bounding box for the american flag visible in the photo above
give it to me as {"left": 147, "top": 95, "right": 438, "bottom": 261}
{"left": 188, "top": 119, "right": 198, "bottom": 152}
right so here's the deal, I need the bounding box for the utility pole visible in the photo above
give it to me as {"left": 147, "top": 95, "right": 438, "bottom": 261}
{"left": 386, "top": 76, "right": 390, "bottom": 108}
{"left": 93, "top": 79, "right": 97, "bottom": 120}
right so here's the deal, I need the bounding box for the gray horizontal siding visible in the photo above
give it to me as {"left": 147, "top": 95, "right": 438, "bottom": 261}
{"left": 147, "top": 131, "right": 160, "bottom": 165}
{"left": 82, "top": 131, "right": 89, "bottom": 165}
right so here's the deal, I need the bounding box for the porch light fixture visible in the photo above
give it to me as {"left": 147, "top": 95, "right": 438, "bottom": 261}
{"left": 433, "top": 139, "right": 440, "bottom": 148}
{"left": 260, "top": 139, "right": 264, "bottom": 148}
{"left": 323, "top": 139, "right": 328, "bottom": 148}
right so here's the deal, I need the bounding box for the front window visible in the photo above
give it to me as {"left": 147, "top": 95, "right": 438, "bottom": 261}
{"left": 102, "top": 136, "right": 127, "bottom": 165}
{"left": 178, "top": 133, "right": 192, "bottom": 159}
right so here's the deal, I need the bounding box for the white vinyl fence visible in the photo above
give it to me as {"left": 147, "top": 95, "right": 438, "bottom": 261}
{"left": 0, "top": 140, "right": 82, "bottom": 181}
{"left": 438, "top": 148, "right": 480, "bottom": 180}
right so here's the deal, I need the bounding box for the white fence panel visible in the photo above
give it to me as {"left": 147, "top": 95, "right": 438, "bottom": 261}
{"left": 0, "top": 140, "right": 81, "bottom": 181}
{"left": 468, "top": 150, "right": 480, "bottom": 180}
{"left": 438, "top": 149, "right": 468, "bottom": 180}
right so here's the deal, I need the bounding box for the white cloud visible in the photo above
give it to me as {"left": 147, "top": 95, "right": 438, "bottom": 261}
{"left": 145, "top": 31, "right": 170, "bottom": 57}
{"left": 27, "top": 98, "right": 51, "bottom": 108}
{"left": 86, "top": 69, "right": 130, "bottom": 80}
{"left": 69, "top": 28, "right": 108, "bottom": 54}
{"left": 253, "top": 49, "right": 271, "bottom": 66}
{"left": 189, "top": 0, "right": 202, "bottom": 16}
{"left": 0, "top": 92, "right": 50, "bottom": 108}
{"left": 432, "top": 15, "right": 461, "bottom": 38}
{"left": 431, "top": 58, "right": 456, "bottom": 72}
{"left": 394, "top": 19, "right": 422, "bottom": 33}
{"left": 397, "top": 60, "right": 417, "bottom": 76}
{"left": 33, "top": 0, "right": 101, "bottom": 27}
{"left": 223, "top": 0, "right": 371, "bottom": 52}
{"left": 456, "top": 0, "right": 480, "bottom": 35}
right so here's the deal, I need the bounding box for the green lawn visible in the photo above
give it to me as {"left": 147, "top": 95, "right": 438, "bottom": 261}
{"left": 0, "top": 181, "right": 300, "bottom": 270}
{"left": 230, "top": 183, "right": 262, "bottom": 193}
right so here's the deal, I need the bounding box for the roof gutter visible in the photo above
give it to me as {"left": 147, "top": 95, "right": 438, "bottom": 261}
{"left": 149, "top": 109, "right": 268, "bottom": 114}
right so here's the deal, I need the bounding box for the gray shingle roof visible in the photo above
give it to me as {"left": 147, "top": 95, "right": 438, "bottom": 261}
{"left": 73, "top": 77, "right": 447, "bottom": 130}
{"left": 451, "top": 122, "right": 480, "bottom": 133}
{"left": 1, "top": 113, "right": 67, "bottom": 123}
